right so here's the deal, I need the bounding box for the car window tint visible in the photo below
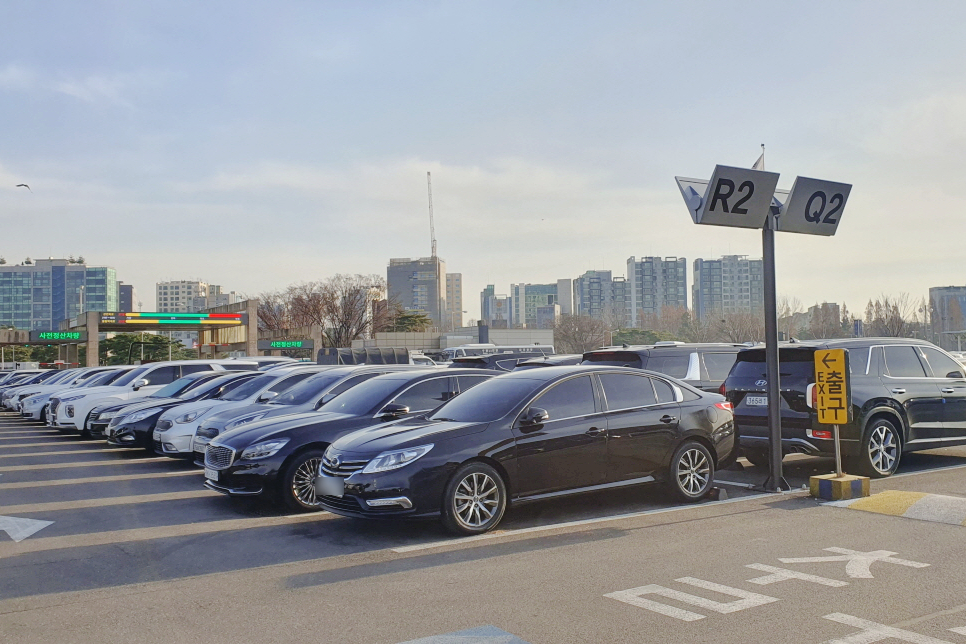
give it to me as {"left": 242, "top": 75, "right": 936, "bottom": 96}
{"left": 457, "top": 375, "right": 492, "bottom": 392}
{"left": 703, "top": 353, "right": 738, "bottom": 380}
{"left": 920, "top": 347, "right": 965, "bottom": 379}
{"left": 267, "top": 372, "right": 313, "bottom": 393}
{"left": 180, "top": 364, "right": 213, "bottom": 376}
{"left": 328, "top": 372, "right": 383, "bottom": 397}
{"left": 598, "top": 373, "right": 656, "bottom": 410}
{"left": 142, "top": 366, "right": 179, "bottom": 386}
{"left": 644, "top": 355, "right": 690, "bottom": 379}
{"left": 532, "top": 376, "right": 596, "bottom": 420}
{"left": 653, "top": 379, "right": 676, "bottom": 403}
{"left": 392, "top": 377, "right": 453, "bottom": 412}
{"left": 847, "top": 347, "right": 870, "bottom": 375}
{"left": 883, "top": 346, "right": 927, "bottom": 378}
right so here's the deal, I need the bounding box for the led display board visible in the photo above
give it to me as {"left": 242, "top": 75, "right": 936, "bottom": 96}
{"left": 99, "top": 312, "right": 247, "bottom": 326}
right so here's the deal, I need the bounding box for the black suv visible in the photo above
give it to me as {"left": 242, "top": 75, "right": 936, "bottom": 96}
{"left": 724, "top": 338, "right": 966, "bottom": 478}
{"left": 582, "top": 342, "right": 746, "bottom": 391}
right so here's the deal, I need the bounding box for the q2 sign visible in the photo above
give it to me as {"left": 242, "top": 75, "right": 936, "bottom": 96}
{"left": 778, "top": 176, "right": 852, "bottom": 236}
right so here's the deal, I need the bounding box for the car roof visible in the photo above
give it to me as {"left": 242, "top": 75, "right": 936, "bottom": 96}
{"left": 738, "top": 337, "right": 939, "bottom": 352}
{"left": 370, "top": 368, "right": 501, "bottom": 381}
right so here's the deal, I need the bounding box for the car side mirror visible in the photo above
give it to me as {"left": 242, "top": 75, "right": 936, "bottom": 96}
{"left": 947, "top": 371, "right": 965, "bottom": 379}
{"left": 379, "top": 403, "right": 410, "bottom": 419}
{"left": 520, "top": 407, "right": 549, "bottom": 426}
{"left": 256, "top": 391, "right": 278, "bottom": 403}
{"left": 132, "top": 378, "right": 149, "bottom": 391}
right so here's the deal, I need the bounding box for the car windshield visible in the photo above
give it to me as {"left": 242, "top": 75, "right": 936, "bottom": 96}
{"left": 220, "top": 374, "right": 273, "bottom": 401}
{"left": 429, "top": 378, "right": 544, "bottom": 423}
{"left": 84, "top": 370, "right": 124, "bottom": 387}
{"left": 150, "top": 376, "right": 206, "bottom": 398}
{"left": 179, "top": 374, "right": 252, "bottom": 400}
{"left": 41, "top": 370, "right": 76, "bottom": 385}
{"left": 271, "top": 373, "right": 346, "bottom": 406}
{"left": 318, "top": 378, "right": 405, "bottom": 416}
{"left": 111, "top": 366, "right": 150, "bottom": 387}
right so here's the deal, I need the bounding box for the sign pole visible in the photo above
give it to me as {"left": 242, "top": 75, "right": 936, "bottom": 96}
{"left": 833, "top": 424, "right": 842, "bottom": 477}
{"left": 762, "top": 213, "right": 789, "bottom": 491}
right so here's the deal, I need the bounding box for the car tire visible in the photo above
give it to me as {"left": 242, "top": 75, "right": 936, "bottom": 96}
{"left": 280, "top": 449, "right": 326, "bottom": 512}
{"left": 850, "top": 418, "right": 902, "bottom": 478}
{"left": 742, "top": 448, "right": 770, "bottom": 468}
{"left": 78, "top": 412, "right": 94, "bottom": 439}
{"left": 668, "top": 440, "right": 715, "bottom": 502}
{"left": 441, "top": 462, "right": 507, "bottom": 536}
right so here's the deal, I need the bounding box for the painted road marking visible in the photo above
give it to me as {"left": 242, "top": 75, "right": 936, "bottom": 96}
{"left": 0, "top": 489, "right": 216, "bottom": 514}
{"left": 604, "top": 578, "right": 778, "bottom": 622}
{"left": 397, "top": 626, "right": 532, "bottom": 643}
{"left": 822, "top": 613, "right": 954, "bottom": 643}
{"left": 744, "top": 563, "right": 848, "bottom": 587}
{"left": 0, "top": 515, "right": 54, "bottom": 542}
{"left": 828, "top": 490, "right": 966, "bottom": 527}
{"left": 0, "top": 457, "right": 173, "bottom": 472}
{"left": 0, "top": 449, "right": 141, "bottom": 458}
{"left": 393, "top": 492, "right": 780, "bottom": 553}
{"left": 0, "top": 442, "right": 133, "bottom": 450}
{"left": 779, "top": 548, "right": 929, "bottom": 579}
{"left": 950, "top": 627, "right": 966, "bottom": 635}
{"left": 0, "top": 512, "right": 333, "bottom": 557}
{"left": 0, "top": 469, "right": 199, "bottom": 490}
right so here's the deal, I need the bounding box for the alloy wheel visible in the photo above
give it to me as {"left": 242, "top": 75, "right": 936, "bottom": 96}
{"left": 453, "top": 472, "right": 501, "bottom": 529}
{"left": 291, "top": 457, "right": 323, "bottom": 507}
{"left": 677, "top": 447, "right": 711, "bottom": 496}
{"left": 868, "top": 424, "right": 898, "bottom": 474}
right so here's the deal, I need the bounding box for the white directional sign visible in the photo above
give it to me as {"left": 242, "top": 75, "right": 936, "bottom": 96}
{"left": 675, "top": 165, "right": 780, "bottom": 229}
{"left": 0, "top": 514, "right": 53, "bottom": 542}
{"left": 777, "top": 176, "right": 852, "bottom": 236}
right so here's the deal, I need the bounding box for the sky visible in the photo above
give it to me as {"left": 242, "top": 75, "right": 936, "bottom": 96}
{"left": 1, "top": 1, "right": 965, "bottom": 318}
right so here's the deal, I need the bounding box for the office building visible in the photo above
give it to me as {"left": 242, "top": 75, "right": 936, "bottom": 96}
{"left": 157, "top": 280, "right": 238, "bottom": 347}
{"left": 627, "top": 256, "right": 688, "bottom": 326}
{"left": 445, "top": 273, "right": 463, "bottom": 330}
{"left": 480, "top": 285, "right": 513, "bottom": 328}
{"left": 387, "top": 257, "right": 446, "bottom": 329}
{"left": 510, "top": 283, "right": 558, "bottom": 328}
{"left": 118, "top": 282, "right": 138, "bottom": 313}
{"left": 692, "top": 255, "right": 764, "bottom": 320}
{"left": 0, "top": 258, "right": 118, "bottom": 331}
{"left": 556, "top": 279, "right": 574, "bottom": 315}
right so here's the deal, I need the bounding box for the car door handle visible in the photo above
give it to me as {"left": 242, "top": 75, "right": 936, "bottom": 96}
{"left": 585, "top": 427, "right": 605, "bottom": 437}
{"left": 891, "top": 388, "right": 906, "bottom": 395}
{"left": 942, "top": 388, "right": 956, "bottom": 394}
{"left": 660, "top": 415, "right": 677, "bottom": 424}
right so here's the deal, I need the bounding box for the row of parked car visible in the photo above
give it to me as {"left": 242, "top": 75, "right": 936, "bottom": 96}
{"left": 4, "top": 337, "right": 965, "bottom": 534}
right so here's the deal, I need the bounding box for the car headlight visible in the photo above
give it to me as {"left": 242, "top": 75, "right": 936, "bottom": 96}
{"left": 98, "top": 410, "right": 118, "bottom": 420}
{"left": 176, "top": 407, "right": 212, "bottom": 424}
{"left": 361, "top": 444, "right": 434, "bottom": 474}
{"left": 239, "top": 438, "right": 289, "bottom": 460}
{"left": 61, "top": 394, "right": 86, "bottom": 402}
{"left": 19, "top": 391, "right": 40, "bottom": 400}
{"left": 127, "top": 409, "right": 159, "bottom": 423}
{"left": 226, "top": 412, "right": 269, "bottom": 430}
{"left": 23, "top": 395, "right": 43, "bottom": 404}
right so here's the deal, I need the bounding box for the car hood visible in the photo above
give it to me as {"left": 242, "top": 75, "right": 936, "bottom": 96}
{"left": 158, "top": 398, "right": 228, "bottom": 420}
{"left": 113, "top": 397, "right": 184, "bottom": 416}
{"left": 216, "top": 411, "right": 353, "bottom": 447}
{"left": 15, "top": 383, "right": 84, "bottom": 397}
{"left": 54, "top": 385, "right": 127, "bottom": 400}
{"left": 330, "top": 417, "right": 488, "bottom": 454}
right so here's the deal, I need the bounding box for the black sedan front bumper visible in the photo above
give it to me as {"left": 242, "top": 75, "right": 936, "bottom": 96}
{"left": 106, "top": 415, "right": 162, "bottom": 449}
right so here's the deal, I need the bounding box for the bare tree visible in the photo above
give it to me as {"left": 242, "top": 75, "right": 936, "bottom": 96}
{"left": 718, "top": 312, "right": 765, "bottom": 343}
{"left": 808, "top": 303, "right": 844, "bottom": 339}
{"left": 285, "top": 275, "right": 388, "bottom": 347}
{"left": 864, "top": 293, "right": 917, "bottom": 337}
{"left": 777, "top": 296, "right": 804, "bottom": 340}
{"left": 639, "top": 306, "right": 690, "bottom": 338}
{"left": 255, "top": 290, "right": 291, "bottom": 331}
{"left": 553, "top": 314, "right": 607, "bottom": 353}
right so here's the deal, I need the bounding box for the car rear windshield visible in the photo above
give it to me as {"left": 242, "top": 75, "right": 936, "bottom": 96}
{"left": 581, "top": 351, "right": 644, "bottom": 369}
{"left": 429, "top": 378, "right": 545, "bottom": 423}
{"left": 730, "top": 349, "right": 816, "bottom": 380}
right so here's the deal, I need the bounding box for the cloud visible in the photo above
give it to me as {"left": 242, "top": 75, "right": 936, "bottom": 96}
{"left": 0, "top": 64, "right": 36, "bottom": 90}
{"left": 53, "top": 74, "right": 133, "bottom": 108}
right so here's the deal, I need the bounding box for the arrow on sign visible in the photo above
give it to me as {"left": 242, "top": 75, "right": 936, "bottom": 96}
{"left": 822, "top": 354, "right": 835, "bottom": 368}
{"left": 0, "top": 515, "right": 53, "bottom": 542}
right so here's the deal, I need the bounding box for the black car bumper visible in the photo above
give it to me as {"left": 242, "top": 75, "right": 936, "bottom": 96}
{"left": 315, "top": 461, "right": 449, "bottom": 520}
{"left": 201, "top": 460, "right": 282, "bottom": 498}
{"left": 735, "top": 414, "right": 860, "bottom": 457}
{"left": 106, "top": 417, "right": 159, "bottom": 448}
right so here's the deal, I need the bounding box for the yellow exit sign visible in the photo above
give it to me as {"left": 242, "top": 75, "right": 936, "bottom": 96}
{"left": 814, "top": 349, "right": 853, "bottom": 425}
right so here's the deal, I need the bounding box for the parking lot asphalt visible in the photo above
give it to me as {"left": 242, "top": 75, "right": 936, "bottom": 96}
{"left": 3, "top": 411, "right": 966, "bottom": 643}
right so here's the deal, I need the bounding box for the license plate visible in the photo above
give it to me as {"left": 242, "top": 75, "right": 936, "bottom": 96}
{"left": 315, "top": 476, "right": 344, "bottom": 498}
{"left": 205, "top": 468, "right": 219, "bottom": 481}
{"left": 746, "top": 396, "right": 768, "bottom": 406}
{"left": 153, "top": 431, "right": 161, "bottom": 441}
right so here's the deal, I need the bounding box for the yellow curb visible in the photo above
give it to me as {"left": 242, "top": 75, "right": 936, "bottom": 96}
{"left": 848, "top": 490, "right": 928, "bottom": 516}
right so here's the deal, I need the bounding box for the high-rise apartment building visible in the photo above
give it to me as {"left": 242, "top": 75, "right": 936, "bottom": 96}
{"left": 387, "top": 257, "right": 446, "bottom": 329}
{"left": 157, "top": 280, "right": 237, "bottom": 347}
{"left": 574, "top": 270, "right": 628, "bottom": 322}
{"left": 510, "top": 283, "right": 558, "bottom": 328}
{"left": 692, "top": 255, "right": 764, "bottom": 320}
{"left": 627, "top": 256, "right": 688, "bottom": 326}
{"left": 445, "top": 273, "right": 463, "bottom": 330}
{"left": 0, "top": 258, "right": 118, "bottom": 330}
{"left": 556, "top": 279, "right": 574, "bottom": 315}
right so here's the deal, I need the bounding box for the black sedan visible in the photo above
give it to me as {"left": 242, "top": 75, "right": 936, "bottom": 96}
{"left": 202, "top": 369, "right": 499, "bottom": 511}
{"left": 102, "top": 371, "right": 259, "bottom": 448}
{"left": 316, "top": 366, "right": 736, "bottom": 535}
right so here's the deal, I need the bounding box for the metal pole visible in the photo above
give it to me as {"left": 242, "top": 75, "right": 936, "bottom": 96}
{"left": 762, "top": 214, "right": 789, "bottom": 491}
{"left": 833, "top": 424, "right": 843, "bottom": 477}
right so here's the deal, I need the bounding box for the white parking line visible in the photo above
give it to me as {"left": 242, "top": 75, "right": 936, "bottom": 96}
{"left": 0, "top": 489, "right": 218, "bottom": 514}
{"left": 0, "top": 457, "right": 172, "bottom": 472}
{"left": 0, "top": 449, "right": 142, "bottom": 459}
{"left": 0, "top": 469, "right": 200, "bottom": 490}
{"left": 0, "top": 442, "right": 122, "bottom": 450}
{"left": 392, "top": 492, "right": 782, "bottom": 553}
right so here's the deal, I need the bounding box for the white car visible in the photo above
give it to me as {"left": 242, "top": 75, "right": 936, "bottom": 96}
{"left": 3, "top": 368, "right": 80, "bottom": 411}
{"left": 50, "top": 360, "right": 256, "bottom": 434}
{"left": 15, "top": 367, "right": 120, "bottom": 419}
{"left": 154, "top": 364, "right": 330, "bottom": 458}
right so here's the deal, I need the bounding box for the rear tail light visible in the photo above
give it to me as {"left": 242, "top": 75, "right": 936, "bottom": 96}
{"left": 718, "top": 383, "right": 727, "bottom": 396}
{"left": 714, "top": 401, "right": 733, "bottom": 412}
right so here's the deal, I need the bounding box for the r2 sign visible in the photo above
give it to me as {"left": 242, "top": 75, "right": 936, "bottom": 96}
{"left": 778, "top": 176, "right": 852, "bottom": 236}
{"left": 694, "top": 165, "right": 780, "bottom": 229}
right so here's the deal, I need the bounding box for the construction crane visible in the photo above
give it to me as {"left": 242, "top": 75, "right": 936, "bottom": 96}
{"left": 427, "top": 171, "right": 437, "bottom": 258}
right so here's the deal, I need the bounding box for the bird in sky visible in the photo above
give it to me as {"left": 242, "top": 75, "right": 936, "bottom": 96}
{"left": 15, "top": 184, "right": 31, "bottom": 192}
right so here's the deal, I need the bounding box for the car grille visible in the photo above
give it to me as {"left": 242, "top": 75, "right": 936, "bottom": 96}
{"left": 319, "top": 495, "right": 362, "bottom": 512}
{"left": 319, "top": 455, "right": 369, "bottom": 478}
{"left": 205, "top": 444, "right": 234, "bottom": 470}
{"left": 157, "top": 420, "right": 173, "bottom": 430}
